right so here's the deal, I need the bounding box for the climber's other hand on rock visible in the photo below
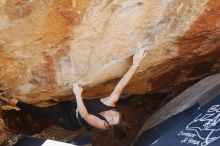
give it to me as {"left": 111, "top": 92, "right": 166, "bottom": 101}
{"left": 72, "top": 82, "right": 83, "bottom": 96}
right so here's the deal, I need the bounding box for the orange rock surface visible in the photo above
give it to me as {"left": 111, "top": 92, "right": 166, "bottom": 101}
{"left": 0, "top": 0, "right": 220, "bottom": 105}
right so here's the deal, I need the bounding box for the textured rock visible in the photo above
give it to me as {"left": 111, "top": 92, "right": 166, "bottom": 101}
{"left": 0, "top": 0, "right": 220, "bottom": 105}
{"left": 0, "top": 120, "right": 7, "bottom": 145}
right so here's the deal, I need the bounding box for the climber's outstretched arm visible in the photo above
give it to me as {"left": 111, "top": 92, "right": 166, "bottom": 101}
{"left": 103, "top": 48, "right": 146, "bottom": 107}
{"left": 72, "top": 83, "right": 108, "bottom": 130}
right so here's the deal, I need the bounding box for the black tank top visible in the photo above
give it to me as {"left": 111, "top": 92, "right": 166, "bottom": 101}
{"left": 78, "top": 98, "right": 115, "bottom": 130}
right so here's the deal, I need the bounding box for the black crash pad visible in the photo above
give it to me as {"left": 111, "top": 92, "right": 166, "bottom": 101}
{"left": 134, "top": 104, "right": 200, "bottom": 146}
{"left": 135, "top": 94, "right": 220, "bottom": 146}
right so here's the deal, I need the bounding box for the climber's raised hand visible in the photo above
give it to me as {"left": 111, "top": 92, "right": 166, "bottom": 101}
{"left": 72, "top": 82, "right": 83, "bottom": 97}
{"left": 133, "top": 48, "right": 147, "bottom": 66}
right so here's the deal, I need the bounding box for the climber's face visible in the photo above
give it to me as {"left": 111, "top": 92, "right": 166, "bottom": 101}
{"left": 104, "top": 110, "right": 120, "bottom": 125}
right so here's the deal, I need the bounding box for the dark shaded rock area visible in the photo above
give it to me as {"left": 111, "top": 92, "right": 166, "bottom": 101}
{"left": 3, "top": 93, "right": 170, "bottom": 146}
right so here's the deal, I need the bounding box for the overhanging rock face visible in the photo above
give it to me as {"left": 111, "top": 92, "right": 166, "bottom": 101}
{"left": 0, "top": 0, "right": 220, "bottom": 104}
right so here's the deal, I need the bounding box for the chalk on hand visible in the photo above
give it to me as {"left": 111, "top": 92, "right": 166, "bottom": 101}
{"left": 140, "top": 44, "right": 150, "bottom": 52}
{"left": 66, "top": 82, "right": 74, "bottom": 88}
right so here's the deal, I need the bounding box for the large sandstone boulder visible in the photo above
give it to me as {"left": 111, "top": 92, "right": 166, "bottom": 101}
{"left": 0, "top": 0, "right": 220, "bottom": 105}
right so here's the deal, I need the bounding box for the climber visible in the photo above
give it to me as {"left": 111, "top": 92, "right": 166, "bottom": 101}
{"left": 1, "top": 47, "right": 146, "bottom": 141}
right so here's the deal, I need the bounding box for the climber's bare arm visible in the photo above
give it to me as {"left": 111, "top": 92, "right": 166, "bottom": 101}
{"left": 83, "top": 114, "right": 108, "bottom": 130}
{"left": 102, "top": 48, "right": 146, "bottom": 107}
{"left": 72, "top": 83, "right": 108, "bottom": 130}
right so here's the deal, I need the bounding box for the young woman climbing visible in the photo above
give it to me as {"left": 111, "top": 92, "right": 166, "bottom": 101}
{"left": 2, "top": 47, "right": 146, "bottom": 141}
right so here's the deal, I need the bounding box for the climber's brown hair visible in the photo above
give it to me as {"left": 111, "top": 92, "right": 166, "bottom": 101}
{"left": 108, "top": 111, "right": 131, "bottom": 142}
